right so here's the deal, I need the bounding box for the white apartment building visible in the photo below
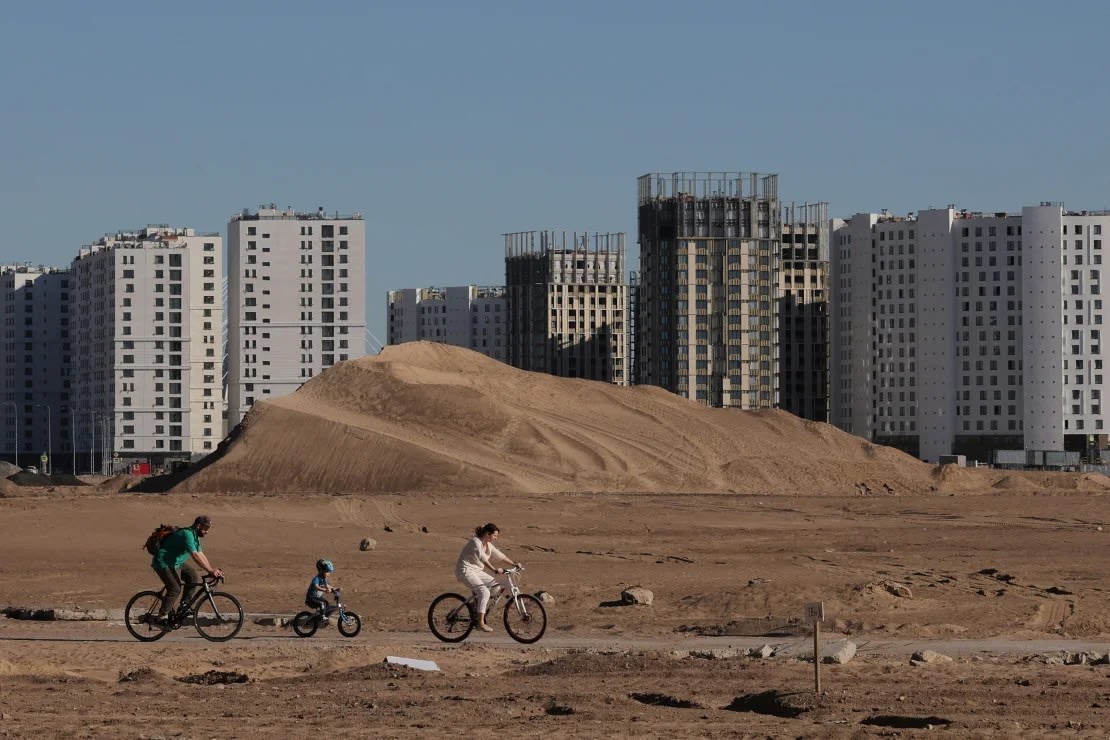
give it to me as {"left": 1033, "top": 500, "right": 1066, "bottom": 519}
{"left": 0, "top": 264, "right": 71, "bottom": 471}
{"left": 831, "top": 204, "right": 1110, "bottom": 463}
{"left": 227, "top": 206, "right": 367, "bottom": 427}
{"left": 72, "top": 227, "right": 224, "bottom": 468}
{"left": 387, "top": 286, "right": 507, "bottom": 362}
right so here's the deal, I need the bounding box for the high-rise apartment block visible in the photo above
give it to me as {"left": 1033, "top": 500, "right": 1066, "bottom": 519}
{"left": 227, "top": 206, "right": 367, "bottom": 427}
{"left": 1, "top": 264, "right": 71, "bottom": 471}
{"left": 71, "top": 227, "right": 224, "bottom": 467}
{"left": 779, "top": 203, "right": 830, "bottom": 421}
{"left": 831, "top": 204, "right": 1110, "bottom": 462}
{"left": 636, "top": 172, "right": 781, "bottom": 408}
{"left": 387, "top": 286, "right": 506, "bottom": 362}
{"left": 505, "top": 231, "right": 629, "bottom": 384}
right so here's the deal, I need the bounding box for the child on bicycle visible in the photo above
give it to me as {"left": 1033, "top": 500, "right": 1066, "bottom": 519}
{"left": 305, "top": 559, "right": 336, "bottom": 624}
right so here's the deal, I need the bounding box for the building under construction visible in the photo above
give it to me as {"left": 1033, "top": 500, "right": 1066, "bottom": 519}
{"left": 636, "top": 172, "right": 780, "bottom": 408}
{"left": 779, "top": 202, "right": 830, "bottom": 421}
{"left": 504, "top": 231, "right": 629, "bottom": 385}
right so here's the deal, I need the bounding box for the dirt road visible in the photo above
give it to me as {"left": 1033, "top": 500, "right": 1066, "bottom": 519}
{"left": 2, "top": 487, "right": 1109, "bottom": 736}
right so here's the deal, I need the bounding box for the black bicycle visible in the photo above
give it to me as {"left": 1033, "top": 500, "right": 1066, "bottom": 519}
{"left": 124, "top": 574, "right": 245, "bottom": 642}
{"left": 292, "top": 587, "right": 362, "bottom": 638}
{"left": 428, "top": 566, "right": 547, "bottom": 644}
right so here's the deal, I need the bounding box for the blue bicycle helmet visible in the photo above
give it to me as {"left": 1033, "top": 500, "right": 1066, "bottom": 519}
{"left": 316, "top": 559, "right": 335, "bottom": 573}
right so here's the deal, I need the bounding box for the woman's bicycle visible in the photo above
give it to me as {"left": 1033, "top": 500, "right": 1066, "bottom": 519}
{"left": 292, "top": 587, "right": 362, "bottom": 638}
{"left": 427, "top": 566, "right": 547, "bottom": 644}
{"left": 124, "top": 574, "right": 245, "bottom": 643}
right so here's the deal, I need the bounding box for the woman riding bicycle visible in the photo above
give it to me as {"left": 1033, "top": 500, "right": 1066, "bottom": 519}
{"left": 455, "top": 522, "right": 521, "bottom": 632}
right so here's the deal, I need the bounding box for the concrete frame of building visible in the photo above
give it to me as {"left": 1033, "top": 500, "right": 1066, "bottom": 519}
{"left": 636, "top": 171, "right": 782, "bottom": 409}
{"left": 504, "top": 230, "right": 629, "bottom": 385}
{"left": 779, "top": 202, "right": 830, "bottom": 422}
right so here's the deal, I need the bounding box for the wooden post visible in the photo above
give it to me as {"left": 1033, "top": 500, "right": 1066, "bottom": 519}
{"left": 813, "top": 619, "right": 821, "bottom": 693}
{"left": 804, "top": 601, "right": 824, "bottom": 694}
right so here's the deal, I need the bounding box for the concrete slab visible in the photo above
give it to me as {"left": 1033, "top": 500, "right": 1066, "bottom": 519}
{"left": 385, "top": 656, "right": 441, "bottom": 672}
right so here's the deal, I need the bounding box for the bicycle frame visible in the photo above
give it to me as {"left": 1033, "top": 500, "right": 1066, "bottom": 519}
{"left": 162, "top": 576, "right": 223, "bottom": 625}
{"left": 126, "top": 573, "right": 245, "bottom": 643}
{"left": 502, "top": 568, "right": 527, "bottom": 614}
{"left": 462, "top": 567, "right": 526, "bottom": 616}
{"left": 320, "top": 590, "right": 350, "bottom": 620}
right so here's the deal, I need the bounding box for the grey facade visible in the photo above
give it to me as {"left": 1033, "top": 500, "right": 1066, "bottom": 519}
{"left": 387, "top": 285, "right": 507, "bottom": 362}
{"left": 0, "top": 265, "right": 71, "bottom": 471}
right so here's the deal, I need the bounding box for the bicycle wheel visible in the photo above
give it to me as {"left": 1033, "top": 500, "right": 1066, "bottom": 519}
{"left": 292, "top": 611, "right": 319, "bottom": 637}
{"left": 428, "top": 593, "right": 474, "bottom": 643}
{"left": 337, "top": 611, "right": 362, "bottom": 638}
{"left": 504, "top": 594, "right": 547, "bottom": 644}
{"left": 193, "top": 591, "right": 245, "bottom": 642}
{"left": 124, "top": 590, "right": 169, "bottom": 642}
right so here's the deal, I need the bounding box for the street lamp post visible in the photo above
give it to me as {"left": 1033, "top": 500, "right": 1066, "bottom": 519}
{"left": 34, "top": 403, "right": 51, "bottom": 476}
{"left": 88, "top": 408, "right": 96, "bottom": 475}
{"left": 2, "top": 401, "right": 16, "bottom": 468}
{"left": 105, "top": 413, "right": 114, "bottom": 474}
{"left": 96, "top": 413, "right": 110, "bottom": 475}
{"left": 70, "top": 406, "right": 76, "bottom": 475}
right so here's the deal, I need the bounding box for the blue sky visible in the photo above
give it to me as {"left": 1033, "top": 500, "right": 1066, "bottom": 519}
{"left": 2, "top": 1, "right": 1108, "bottom": 343}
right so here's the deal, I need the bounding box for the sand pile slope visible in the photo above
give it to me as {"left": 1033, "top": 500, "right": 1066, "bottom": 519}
{"left": 175, "top": 342, "right": 939, "bottom": 495}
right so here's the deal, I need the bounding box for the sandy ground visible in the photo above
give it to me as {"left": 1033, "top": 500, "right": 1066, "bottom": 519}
{"left": 2, "top": 344, "right": 1108, "bottom": 736}
{"left": 2, "top": 487, "right": 1109, "bottom": 737}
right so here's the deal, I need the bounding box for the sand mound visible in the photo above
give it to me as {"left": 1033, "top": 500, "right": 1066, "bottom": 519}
{"left": 171, "top": 343, "right": 939, "bottom": 495}
{"left": 991, "top": 474, "right": 1045, "bottom": 490}
{"left": 930, "top": 464, "right": 992, "bottom": 491}
{"left": 928, "top": 462, "right": 1110, "bottom": 494}
{"left": 91, "top": 474, "right": 142, "bottom": 492}
{"left": 1076, "top": 472, "right": 1110, "bottom": 490}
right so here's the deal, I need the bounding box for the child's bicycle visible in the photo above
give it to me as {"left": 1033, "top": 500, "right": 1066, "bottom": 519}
{"left": 427, "top": 566, "right": 547, "bottom": 644}
{"left": 124, "top": 574, "right": 245, "bottom": 642}
{"left": 292, "top": 587, "right": 362, "bottom": 638}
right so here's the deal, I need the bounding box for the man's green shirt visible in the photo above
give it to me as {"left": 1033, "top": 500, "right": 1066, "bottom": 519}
{"left": 151, "top": 527, "right": 200, "bottom": 570}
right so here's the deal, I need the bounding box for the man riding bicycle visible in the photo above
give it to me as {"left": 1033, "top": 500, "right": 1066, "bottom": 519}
{"left": 151, "top": 515, "right": 224, "bottom": 623}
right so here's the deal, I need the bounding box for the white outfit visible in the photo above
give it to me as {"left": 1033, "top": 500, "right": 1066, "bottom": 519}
{"left": 455, "top": 536, "right": 508, "bottom": 616}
